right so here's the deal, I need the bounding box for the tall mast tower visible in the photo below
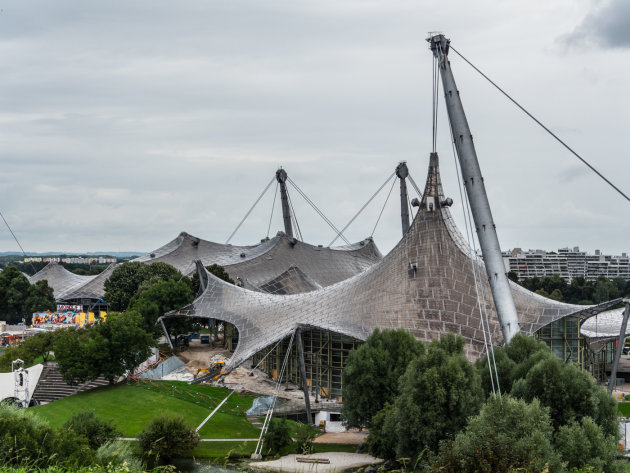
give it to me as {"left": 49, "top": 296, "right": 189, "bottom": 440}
{"left": 429, "top": 34, "right": 520, "bottom": 343}
{"left": 275, "top": 168, "right": 294, "bottom": 239}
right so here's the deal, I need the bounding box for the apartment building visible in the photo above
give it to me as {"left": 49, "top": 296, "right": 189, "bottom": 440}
{"left": 503, "top": 246, "right": 630, "bottom": 282}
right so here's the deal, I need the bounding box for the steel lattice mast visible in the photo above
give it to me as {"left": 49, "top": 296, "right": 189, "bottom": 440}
{"left": 429, "top": 34, "right": 521, "bottom": 343}
{"left": 275, "top": 168, "right": 294, "bottom": 238}
{"left": 396, "top": 162, "right": 411, "bottom": 235}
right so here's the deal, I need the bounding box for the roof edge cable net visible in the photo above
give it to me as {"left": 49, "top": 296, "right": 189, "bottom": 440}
{"left": 226, "top": 176, "right": 276, "bottom": 244}
{"left": 450, "top": 44, "right": 630, "bottom": 204}
{"left": 329, "top": 171, "right": 396, "bottom": 247}
{"left": 286, "top": 177, "right": 350, "bottom": 246}
{"left": 371, "top": 174, "right": 398, "bottom": 237}
{"left": 266, "top": 181, "right": 279, "bottom": 239}
{"left": 0, "top": 210, "right": 37, "bottom": 274}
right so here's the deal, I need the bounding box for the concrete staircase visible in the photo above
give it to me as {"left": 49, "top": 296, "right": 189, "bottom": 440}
{"left": 247, "top": 415, "right": 264, "bottom": 430}
{"left": 32, "top": 362, "right": 110, "bottom": 404}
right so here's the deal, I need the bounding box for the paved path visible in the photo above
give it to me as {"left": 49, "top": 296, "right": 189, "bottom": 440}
{"left": 251, "top": 452, "right": 382, "bottom": 473}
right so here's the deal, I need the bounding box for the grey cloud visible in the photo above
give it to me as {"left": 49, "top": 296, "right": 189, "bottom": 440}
{"left": 563, "top": 0, "right": 630, "bottom": 48}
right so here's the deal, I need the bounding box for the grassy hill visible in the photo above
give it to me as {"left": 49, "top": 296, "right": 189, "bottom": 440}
{"left": 32, "top": 380, "right": 259, "bottom": 439}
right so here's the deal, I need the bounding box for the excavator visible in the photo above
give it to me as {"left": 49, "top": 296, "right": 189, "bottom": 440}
{"left": 191, "top": 360, "right": 226, "bottom": 385}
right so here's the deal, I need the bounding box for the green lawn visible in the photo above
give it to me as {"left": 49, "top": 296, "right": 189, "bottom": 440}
{"left": 31, "top": 380, "right": 362, "bottom": 459}
{"left": 619, "top": 402, "right": 630, "bottom": 417}
{"left": 32, "top": 380, "right": 260, "bottom": 439}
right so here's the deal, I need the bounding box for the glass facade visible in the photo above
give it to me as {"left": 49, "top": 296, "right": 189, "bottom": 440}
{"left": 535, "top": 316, "right": 582, "bottom": 365}
{"left": 535, "top": 316, "right": 614, "bottom": 381}
{"left": 252, "top": 329, "right": 361, "bottom": 400}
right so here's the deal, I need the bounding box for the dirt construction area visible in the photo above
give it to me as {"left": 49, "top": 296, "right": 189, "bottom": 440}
{"left": 172, "top": 339, "right": 307, "bottom": 401}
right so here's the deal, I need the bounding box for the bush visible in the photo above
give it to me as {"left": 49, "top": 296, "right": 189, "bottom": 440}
{"left": 63, "top": 411, "right": 121, "bottom": 450}
{"left": 511, "top": 355, "right": 619, "bottom": 437}
{"left": 294, "top": 423, "right": 317, "bottom": 455}
{"left": 554, "top": 417, "right": 623, "bottom": 473}
{"left": 0, "top": 404, "right": 93, "bottom": 468}
{"left": 341, "top": 328, "right": 424, "bottom": 428}
{"left": 392, "top": 334, "right": 483, "bottom": 458}
{"left": 95, "top": 440, "right": 145, "bottom": 472}
{"left": 138, "top": 414, "right": 200, "bottom": 463}
{"left": 264, "top": 418, "right": 292, "bottom": 456}
{"left": 428, "top": 395, "right": 562, "bottom": 473}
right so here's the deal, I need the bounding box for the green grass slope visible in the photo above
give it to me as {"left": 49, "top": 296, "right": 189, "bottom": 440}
{"left": 32, "top": 380, "right": 260, "bottom": 439}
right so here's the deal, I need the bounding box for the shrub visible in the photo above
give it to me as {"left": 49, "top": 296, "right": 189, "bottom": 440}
{"left": 554, "top": 417, "right": 623, "bottom": 473}
{"left": 264, "top": 418, "right": 292, "bottom": 456}
{"left": 95, "top": 440, "right": 145, "bottom": 472}
{"left": 64, "top": 411, "right": 121, "bottom": 450}
{"left": 0, "top": 404, "right": 92, "bottom": 468}
{"left": 392, "top": 334, "right": 483, "bottom": 457}
{"left": 138, "top": 414, "right": 200, "bottom": 462}
{"left": 428, "top": 395, "right": 562, "bottom": 473}
{"left": 294, "top": 423, "right": 317, "bottom": 454}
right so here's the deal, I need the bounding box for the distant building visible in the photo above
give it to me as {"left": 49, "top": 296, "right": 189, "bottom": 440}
{"left": 503, "top": 246, "right": 630, "bottom": 282}
{"left": 23, "top": 256, "right": 117, "bottom": 265}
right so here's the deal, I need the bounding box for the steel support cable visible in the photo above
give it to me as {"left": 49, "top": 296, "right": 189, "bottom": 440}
{"left": 267, "top": 182, "right": 279, "bottom": 238}
{"left": 407, "top": 174, "right": 423, "bottom": 199}
{"left": 371, "top": 175, "right": 398, "bottom": 237}
{"left": 286, "top": 177, "right": 350, "bottom": 245}
{"left": 449, "top": 45, "right": 630, "bottom": 204}
{"left": 254, "top": 330, "right": 296, "bottom": 457}
{"left": 407, "top": 193, "right": 415, "bottom": 221}
{"left": 287, "top": 190, "right": 303, "bottom": 241}
{"left": 329, "top": 171, "right": 397, "bottom": 247}
{"left": 432, "top": 55, "right": 440, "bottom": 153}
{"left": 0, "top": 211, "right": 37, "bottom": 275}
{"left": 195, "top": 337, "right": 284, "bottom": 433}
{"left": 443, "top": 72, "right": 501, "bottom": 396}
{"left": 226, "top": 176, "right": 276, "bottom": 244}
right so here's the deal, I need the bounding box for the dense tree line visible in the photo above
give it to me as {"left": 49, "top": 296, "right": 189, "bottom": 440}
{"left": 0, "top": 266, "right": 56, "bottom": 324}
{"left": 509, "top": 272, "right": 629, "bottom": 304}
{"left": 9, "top": 261, "right": 111, "bottom": 276}
{"left": 343, "top": 330, "right": 622, "bottom": 472}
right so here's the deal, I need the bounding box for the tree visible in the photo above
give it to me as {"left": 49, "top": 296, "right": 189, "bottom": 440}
{"left": 389, "top": 334, "right": 483, "bottom": 458}
{"left": 138, "top": 414, "right": 199, "bottom": 463}
{"left": 554, "top": 417, "right": 622, "bottom": 473}
{"left": 191, "top": 263, "right": 235, "bottom": 294}
{"left": 511, "top": 354, "right": 619, "bottom": 437}
{"left": 92, "top": 311, "right": 153, "bottom": 383}
{"left": 104, "top": 262, "right": 183, "bottom": 311}
{"left": 341, "top": 328, "right": 424, "bottom": 428}
{"left": 64, "top": 411, "right": 121, "bottom": 450}
{"left": 365, "top": 402, "right": 397, "bottom": 460}
{"left": 475, "top": 333, "right": 553, "bottom": 396}
{"left": 0, "top": 404, "right": 93, "bottom": 468}
{"left": 19, "top": 330, "right": 56, "bottom": 363}
{"left": 263, "top": 418, "right": 292, "bottom": 456}
{"left": 429, "top": 395, "right": 562, "bottom": 473}
{"left": 23, "top": 280, "right": 56, "bottom": 317}
{"left": 207, "top": 264, "right": 235, "bottom": 284}
{"left": 0, "top": 266, "right": 31, "bottom": 323}
{"left": 128, "top": 279, "right": 194, "bottom": 338}
{"left": 54, "top": 326, "right": 97, "bottom": 385}
{"left": 55, "top": 313, "right": 153, "bottom": 385}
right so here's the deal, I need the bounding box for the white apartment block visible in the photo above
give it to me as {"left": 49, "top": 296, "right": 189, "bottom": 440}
{"left": 503, "top": 247, "right": 630, "bottom": 282}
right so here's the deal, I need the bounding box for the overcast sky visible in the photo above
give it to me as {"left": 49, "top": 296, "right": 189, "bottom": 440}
{"left": 0, "top": 0, "right": 629, "bottom": 257}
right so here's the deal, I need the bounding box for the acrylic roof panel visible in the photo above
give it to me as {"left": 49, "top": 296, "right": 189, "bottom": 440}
{"left": 258, "top": 266, "right": 321, "bottom": 295}
{"left": 165, "top": 153, "right": 616, "bottom": 369}
{"left": 132, "top": 232, "right": 280, "bottom": 275}
{"left": 132, "top": 231, "right": 383, "bottom": 290}
{"left": 28, "top": 262, "right": 96, "bottom": 301}
{"left": 58, "top": 263, "right": 117, "bottom": 301}
{"left": 225, "top": 236, "right": 382, "bottom": 290}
